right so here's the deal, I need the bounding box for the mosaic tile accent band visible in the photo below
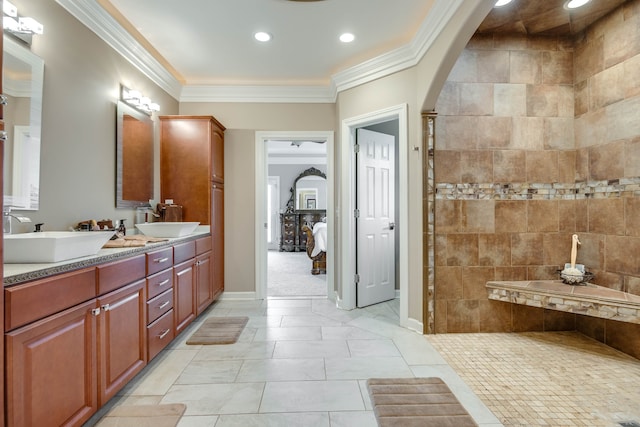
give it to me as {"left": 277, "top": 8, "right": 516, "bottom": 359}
{"left": 436, "top": 177, "right": 640, "bottom": 200}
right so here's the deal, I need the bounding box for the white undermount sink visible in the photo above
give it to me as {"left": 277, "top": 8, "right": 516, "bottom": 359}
{"left": 135, "top": 222, "right": 200, "bottom": 238}
{"left": 4, "top": 231, "right": 115, "bottom": 264}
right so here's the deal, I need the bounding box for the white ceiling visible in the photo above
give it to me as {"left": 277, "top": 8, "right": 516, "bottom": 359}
{"left": 58, "top": 0, "right": 476, "bottom": 102}
{"left": 106, "top": 0, "right": 434, "bottom": 87}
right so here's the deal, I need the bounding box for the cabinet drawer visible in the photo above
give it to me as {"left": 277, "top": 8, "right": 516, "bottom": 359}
{"left": 147, "top": 268, "right": 173, "bottom": 300}
{"left": 174, "top": 241, "right": 196, "bottom": 264}
{"left": 196, "top": 236, "right": 212, "bottom": 255}
{"left": 5, "top": 268, "right": 96, "bottom": 331}
{"left": 147, "top": 289, "right": 173, "bottom": 324}
{"left": 146, "top": 247, "right": 173, "bottom": 276}
{"left": 147, "top": 309, "right": 174, "bottom": 361}
{"left": 97, "top": 255, "right": 146, "bottom": 295}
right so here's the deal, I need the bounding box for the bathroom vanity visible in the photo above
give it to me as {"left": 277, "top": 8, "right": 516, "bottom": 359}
{"left": 3, "top": 230, "right": 218, "bottom": 426}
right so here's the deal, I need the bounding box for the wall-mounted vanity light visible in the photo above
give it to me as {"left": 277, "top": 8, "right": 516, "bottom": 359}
{"left": 3, "top": 0, "right": 43, "bottom": 45}
{"left": 121, "top": 85, "right": 160, "bottom": 115}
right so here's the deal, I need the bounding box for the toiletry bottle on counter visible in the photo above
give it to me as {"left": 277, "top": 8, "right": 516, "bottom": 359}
{"left": 117, "top": 219, "right": 126, "bottom": 237}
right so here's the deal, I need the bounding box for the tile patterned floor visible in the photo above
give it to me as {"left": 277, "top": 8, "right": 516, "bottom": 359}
{"left": 88, "top": 298, "right": 640, "bottom": 427}
{"left": 86, "top": 298, "right": 500, "bottom": 426}
{"left": 427, "top": 332, "right": 640, "bottom": 427}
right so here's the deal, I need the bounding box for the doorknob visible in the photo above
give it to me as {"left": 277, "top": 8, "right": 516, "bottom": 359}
{"left": 389, "top": 222, "right": 395, "bottom": 230}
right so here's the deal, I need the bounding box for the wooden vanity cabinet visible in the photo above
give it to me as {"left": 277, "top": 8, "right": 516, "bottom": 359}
{"left": 160, "top": 115, "right": 225, "bottom": 304}
{"left": 3, "top": 234, "right": 219, "bottom": 426}
{"left": 96, "top": 256, "right": 148, "bottom": 405}
{"left": 195, "top": 236, "right": 213, "bottom": 315}
{"left": 160, "top": 115, "right": 225, "bottom": 225}
{"left": 6, "top": 299, "right": 98, "bottom": 427}
{"left": 5, "top": 257, "right": 148, "bottom": 426}
{"left": 96, "top": 279, "right": 146, "bottom": 405}
{"left": 211, "top": 183, "right": 224, "bottom": 299}
{"left": 146, "top": 248, "right": 175, "bottom": 361}
{"left": 173, "top": 241, "right": 197, "bottom": 335}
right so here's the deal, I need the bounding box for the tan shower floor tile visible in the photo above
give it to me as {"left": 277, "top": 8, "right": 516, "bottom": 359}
{"left": 427, "top": 332, "right": 640, "bottom": 427}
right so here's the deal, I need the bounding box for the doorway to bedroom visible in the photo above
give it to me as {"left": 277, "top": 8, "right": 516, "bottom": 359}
{"left": 265, "top": 137, "right": 329, "bottom": 298}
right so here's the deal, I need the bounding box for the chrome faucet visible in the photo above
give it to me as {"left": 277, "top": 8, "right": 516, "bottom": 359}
{"left": 3, "top": 206, "right": 32, "bottom": 234}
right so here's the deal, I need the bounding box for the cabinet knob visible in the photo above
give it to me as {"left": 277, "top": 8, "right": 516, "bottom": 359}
{"left": 0, "top": 94, "right": 7, "bottom": 106}
{"left": 91, "top": 308, "right": 101, "bottom": 316}
{"left": 0, "top": 131, "right": 7, "bottom": 142}
{"left": 101, "top": 304, "right": 111, "bottom": 312}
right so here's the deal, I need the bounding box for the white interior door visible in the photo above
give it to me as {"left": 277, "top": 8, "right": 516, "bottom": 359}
{"left": 356, "top": 128, "right": 396, "bottom": 307}
{"left": 267, "top": 176, "right": 280, "bottom": 250}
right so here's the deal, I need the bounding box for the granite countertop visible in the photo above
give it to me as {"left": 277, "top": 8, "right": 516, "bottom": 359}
{"left": 3, "top": 227, "right": 211, "bottom": 286}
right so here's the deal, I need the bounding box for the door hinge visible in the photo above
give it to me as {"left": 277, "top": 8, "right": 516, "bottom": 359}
{"left": 354, "top": 209, "right": 360, "bottom": 218}
{"left": 354, "top": 144, "right": 360, "bottom": 153}
{"left": 354, "top": 273, "right": 360, "bottom": 284}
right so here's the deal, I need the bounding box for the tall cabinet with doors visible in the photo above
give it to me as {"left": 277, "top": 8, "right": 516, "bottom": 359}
{"left": 160, "top": 116, "right": 225, "bottom": 318}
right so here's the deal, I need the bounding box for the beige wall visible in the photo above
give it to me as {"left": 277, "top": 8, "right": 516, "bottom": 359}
{"left": 336, "top": 68, "right": 424, "bottom": 319}
{"left": 179, "top": 102, "right": 336, "bottom": 293}
{"left": 9, "top": 0, "right": 178, "bottom": 233}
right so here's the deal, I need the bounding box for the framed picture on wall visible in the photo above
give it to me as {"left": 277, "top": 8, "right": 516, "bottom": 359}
{"left": 306, "top": 199, "right": 316, "bottom": 209}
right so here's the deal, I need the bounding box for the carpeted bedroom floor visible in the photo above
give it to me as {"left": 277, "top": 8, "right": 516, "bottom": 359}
{"left": 267, "top": 250, "right": 327, "bottom": 297}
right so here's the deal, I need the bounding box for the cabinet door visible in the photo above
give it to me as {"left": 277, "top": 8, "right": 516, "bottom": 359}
{"left": 195, "top": 251, "right": 213, "bottom": 315}
{"left": 212, "top": 183, "right": 224, "bottom": 299}
{"left": 211, "top": 122, "right": 224, "bottom": 183}
{"left": 174, "top": 259, "right": 196, "bottom": 335}
{"left": 6, "top": 300, "right": 98, "bottom": 427}
{"left": 160, "top": 117, "right": 212, "bottom": 225}
{"left": 97, "top": 280, "right": 147, "bottom": 405}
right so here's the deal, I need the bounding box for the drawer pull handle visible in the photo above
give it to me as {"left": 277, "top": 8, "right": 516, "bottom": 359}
{"left": 101, "top": 304, "right": 111, "bottom": 312}
{"left": 158, "top": 301, "right": 170, "bottom": 309}
{"left": 154, "top": 257, "right": 169, "bottom": 264}
{"left": 158, "top": 329, "right": 171, "bottom": 339}
{"left": 158, "top": 279, "right": 170, "bottom": 287}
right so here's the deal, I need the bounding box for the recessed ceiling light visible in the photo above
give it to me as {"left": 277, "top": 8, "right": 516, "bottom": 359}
{"left": 254, "top": 32, "right": 272, "bottom": 42}
{"left": 339, "top": 33, "right": 355, "bottom": 43}
{"left": 494, "top": 0, "right": 513, "bottom": 6}
{"left": 564, "top": 0, "right": 591, "bottom": 9}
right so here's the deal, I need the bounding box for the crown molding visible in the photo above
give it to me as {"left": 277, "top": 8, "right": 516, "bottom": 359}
{"left": 56, "top": 0, "right": 182, "bottom": 99}
{"left": 331, "top": 0, "right": 464, "bottom": 93}
{"left": 57, "top": 0, "right": 461, "bottom": 103}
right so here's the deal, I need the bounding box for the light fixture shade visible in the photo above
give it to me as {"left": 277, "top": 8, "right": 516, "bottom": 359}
{"left": 3, "top": 16, "right": 20, "bottom": 32}
{"left": 3, "top": 0, "right": 18, "bottom": 17}
{"left": 19, "top": 17, "right": 43, "bottom": 35}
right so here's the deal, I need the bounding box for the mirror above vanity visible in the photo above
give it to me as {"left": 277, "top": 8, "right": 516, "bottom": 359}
{"left": 115, "top": 100, "right": 154, "bottom": 208}
{"left": 2, "top": 35, "right": 44, "bottom": 211}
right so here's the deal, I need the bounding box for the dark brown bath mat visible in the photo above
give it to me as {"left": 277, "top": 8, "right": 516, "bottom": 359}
{"left": 186, "top": 316, "right": 249, "bottom": 345}
{"left": 367, "top": 377, "right": 478, "bottom": 427}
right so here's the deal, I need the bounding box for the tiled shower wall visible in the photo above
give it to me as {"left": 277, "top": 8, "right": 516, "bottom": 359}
{"left": 431, "top": 0, "right": 640, "bottom": 354}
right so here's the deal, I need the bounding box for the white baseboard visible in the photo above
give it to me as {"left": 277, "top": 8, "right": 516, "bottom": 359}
{"left": 405, "top": 316, "right": 424, "bottom": 334}
{"left": 219, "top": 291, "right": 258, "bottom": 300}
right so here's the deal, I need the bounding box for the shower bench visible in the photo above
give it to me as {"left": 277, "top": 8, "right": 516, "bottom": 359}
{"left": 486, "top": 280, "right": 640, "bottom": 325}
